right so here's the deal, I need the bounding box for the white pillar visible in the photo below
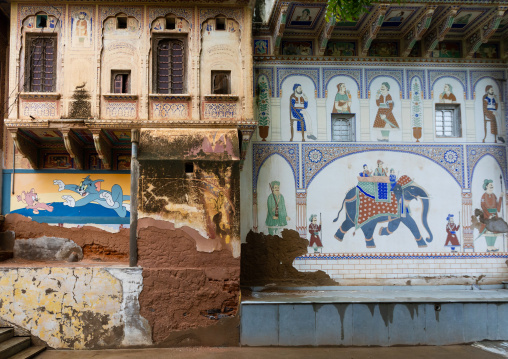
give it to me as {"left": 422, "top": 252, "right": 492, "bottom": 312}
{"left": 316, "top": 98, "right": 327, "bottom": 141}
{"left": 401, "top": 100, "right": 411, "bottom": 141}
{"left": 271, "top": 97, "right": 282, "bottom": 141}
{"left": 422, "top": 100, "right": 434, "bottom": 142}
{"left": 464, "top": 100, "right": 475, "bottom": 142}
{"left": 359, "top": 99, "right": 370, "bottom": 141}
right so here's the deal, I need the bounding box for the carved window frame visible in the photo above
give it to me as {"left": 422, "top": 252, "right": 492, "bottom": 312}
{"left": 152, "top": 36, "right": 186, "bottom": 95}
{"left": 25, "top": 34, "right": 57, "bottom": 93}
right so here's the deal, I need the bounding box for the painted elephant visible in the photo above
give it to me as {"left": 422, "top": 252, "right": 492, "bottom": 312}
{"left": 332, "top": 177, "right": 433, "bottom": 248}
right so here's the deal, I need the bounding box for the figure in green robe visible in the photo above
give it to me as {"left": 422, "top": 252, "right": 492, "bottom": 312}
{"left": 266, "top": 181, "right": 290, "bottom": 235}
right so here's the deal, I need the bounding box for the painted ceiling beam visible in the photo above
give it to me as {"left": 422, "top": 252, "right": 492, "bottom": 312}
{"left": 359, "top": 4, "right": 389, "bottom": 57}
{"left": 62, "top": 130, "right": 84, "bottom": 170}
{"left": 92, "top": 129, "right": 112, "bottom": 170}
{"left": 401, "top": 5, "right": 436, "bottom": 57}
{"left": 8, "top": 130, "right": 38, "bottom": 169}
{"left": 464, "top": 6, "right": 507, "bottom": 58}
{"left": 272, "top": 4, "right": 288, "bottom": 56}
{"left": 423, "top": 5, "right": 459, "bottom": 58}
{"left": 317, "top": 17, "right": 336, "bottom": 56}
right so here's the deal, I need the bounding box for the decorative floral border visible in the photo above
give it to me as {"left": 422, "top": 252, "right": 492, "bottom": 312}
{"left": 252, "top": 143, "right": 300, "bottom": 192}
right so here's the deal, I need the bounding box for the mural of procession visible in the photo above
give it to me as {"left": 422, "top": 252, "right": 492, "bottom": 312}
{"left": 252, "top": 146, "right": 507, "bottom": 254}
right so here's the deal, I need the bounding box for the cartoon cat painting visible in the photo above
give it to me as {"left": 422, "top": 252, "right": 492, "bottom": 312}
{"left": 53, "top": 176, "right": 130, "bottom": 217}
{"left": 17, "top": 188, "right": 54, "bottom": 214}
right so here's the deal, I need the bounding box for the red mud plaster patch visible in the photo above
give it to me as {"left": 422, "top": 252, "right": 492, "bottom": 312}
{"left": 2, "top": 214, "right": 129, "bottom": 261}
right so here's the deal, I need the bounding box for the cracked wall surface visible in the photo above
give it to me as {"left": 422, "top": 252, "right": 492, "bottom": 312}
{"left": 0, "top": 267, "right": 151, "bottom": 349}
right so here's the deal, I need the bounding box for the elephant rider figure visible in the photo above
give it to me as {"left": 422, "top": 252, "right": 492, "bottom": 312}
{"left": 479, "top": 179, "right": 504, "bottom": 252}
{"left": 333, "top": 175, "right": 433, "bottom": 249}
{"left": 444, "top": 214, "right": 460, "bottom": 252}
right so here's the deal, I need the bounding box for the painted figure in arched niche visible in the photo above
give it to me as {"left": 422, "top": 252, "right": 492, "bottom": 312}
{"left": 483, "top": 85, "right": 504, "bottom": 143}
{"left": 478, "top": 179, "right": 504, "bottom": 252}
{"left": 373, "top": 82, "right": 399, "bottom": 142}
{"left": 290, "top": 84, "right": 316, "bottom": 141}
{"left": 439, "top": 84, "right": 456, "bottom": 103}
{"left": 333, "top": 83, "right": 352, "bottom": 113}
{"left": 266, "top": 181, "right": 290, "bottom": 235}
{"left": 76, "top": 12, "right": 88, "bottom": 37}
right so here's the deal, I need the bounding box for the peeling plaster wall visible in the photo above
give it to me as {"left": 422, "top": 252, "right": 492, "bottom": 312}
{"left": 0, "top": 267, "right": 151, "bottom": 349}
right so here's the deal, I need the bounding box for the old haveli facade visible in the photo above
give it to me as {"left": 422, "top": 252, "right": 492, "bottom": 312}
{"left": 0, "top": 0, "right": 508, "bottom": 350}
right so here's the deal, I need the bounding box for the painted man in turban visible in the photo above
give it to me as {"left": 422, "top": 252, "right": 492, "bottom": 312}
{"left": 266, "top": 181, "right": 290, "bottom": 235}
{"left": 482, "top": 85, "right": 503, "bottom": 143}
{"left": 373, "top": 82, "right": 399, "bottom": 142}
{"left": 290, "top": 84, "right": 316, "bottom": 141}
{"left": 479, "top": 179, "right": 504, "bottom": 252}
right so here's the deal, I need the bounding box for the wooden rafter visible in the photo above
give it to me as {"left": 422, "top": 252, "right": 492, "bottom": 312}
{"left": 272, "top": 5, "right": 288, "bottom": 56}
{"left": 360, "top": 4, "right": 389, "bottom": 57}
{"left": 423, "top": 6, "right": 459, "bottom": 57}
{"left": 401, "top": 6, "right": 436, "bottom": 57}
{"left": 465, "top": 6, "right": 508, "bottom": 58}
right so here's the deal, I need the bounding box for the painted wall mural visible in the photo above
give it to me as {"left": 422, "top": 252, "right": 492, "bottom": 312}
{"left": 281, "top": 77, "right": 317, "bottom": 142}
{"left": 370, "top": 78, "right": 401, "bottom": 142}
{"left": 256, "top": 75, "right": 271, "bottom": 141}
{"left": 6, "top": 173, "right": 131, "bottom": 224}
{"left": 474, "top": 79, "right": 504, "bottom": 144}
{"left": 410, "top": 77, "right": 423, "bottom": 142}
{"left": 71, "top": 8, "right": 93, "bottom": 48}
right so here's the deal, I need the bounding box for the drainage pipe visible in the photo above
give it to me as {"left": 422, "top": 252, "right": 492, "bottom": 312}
{"left": 129, "top": 129, "right": 140, "bottom": 267}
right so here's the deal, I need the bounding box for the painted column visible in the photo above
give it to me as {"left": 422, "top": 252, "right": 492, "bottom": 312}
{"left": 271, "top": 97, "right": 282, "bottom": 141}
{"left": 422, "top": 99, "right": 433, "bottom": 142}
{"left": 316, "top": 98, "right": 327, "bottom": 141}
{"left": 465, "top": 100, "right": 476, "bottom": 142}
{"left": 401, "top": 99, "right": 411, "bottom": 141}
{"left": 296, "top": 190, "right": 307, "bottom": 238}
{"left": 252, "top": 191, "right": 258, "bottom": 232}
{"left": 462, "top": 190, "right": 473, "bottom": 251}
{"left": 359, "top": 99, "right": 370, "bottom": 141}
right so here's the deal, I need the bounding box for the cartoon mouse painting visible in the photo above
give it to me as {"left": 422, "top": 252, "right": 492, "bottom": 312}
{"left": 53, "top": 176, "right": 130, "bottom": 217}
{"left": 16, "top": 189, "right": 54, "bottom": 214}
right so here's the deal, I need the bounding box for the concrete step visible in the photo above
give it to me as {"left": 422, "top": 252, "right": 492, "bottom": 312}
{"left": 0, "top": 329, "right": 13, "bottom": 344}
{"left": 241, "top": 287, "right": 508, "bottom": 346}
{"left": 9, "top": 346, "right": 46, "bottom": 359}
{"left": 0, "top": 337, "right": 30, "bottom": 359}
{"left": 0, "top": 251, "right": 13, "bottom": 262}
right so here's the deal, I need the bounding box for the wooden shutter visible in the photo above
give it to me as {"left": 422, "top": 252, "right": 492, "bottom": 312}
{"left": 171, "top": 41, "right": 184, "bottom": 94}
{"left": 114, "top": 74, "right": 123, "bottom": 93}
{"left": 157, "top": 39, "right": 184, "bottom": 94}
{"left": 157, "top": 40, "right": 170, "bottom": 94}
{"left": 30, "top": 37, "right": 55, "bottom": 92}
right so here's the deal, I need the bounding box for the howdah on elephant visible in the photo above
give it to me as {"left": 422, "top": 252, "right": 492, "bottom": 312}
{"left": 332, "top": 175, "right": 433, "bottom": 248}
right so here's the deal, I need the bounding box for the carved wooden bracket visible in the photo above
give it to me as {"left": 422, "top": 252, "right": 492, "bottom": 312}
{"left": 317, "top": 17, "right": 336, "bottom": 56}
{"left": 360, "top": 4, "right": 389, "bottom": 57}
{"left": 91, "top": 130, "right": 112, "bottom": 170}
{"left": 62, "top": 130, "right": 84, "bottom": 170}
{"left": 401, "top": 6, "right": 436, "bottom": 57}
{"left": 273, "top": 5, "right": 288, "bottom": 56}
{"left": 9, "top": 129, "right": 38, "bottom": 169}
{"left": 238, "top": 124, "right": 256, "bottom": 170}
{"left": 465, "top": 6, "right": 507, "bottom": 58}
{"left": 423, "top": 6, "right": 459, "bottom": 57}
